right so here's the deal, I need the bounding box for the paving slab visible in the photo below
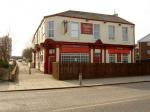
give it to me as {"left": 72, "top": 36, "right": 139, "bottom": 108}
{"left": 0, "top": 62, "right": 150, "bottom": 92}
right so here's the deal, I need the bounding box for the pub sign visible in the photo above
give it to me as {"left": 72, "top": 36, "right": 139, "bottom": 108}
{"left": 81, "top": 23, "right": 93, "bottom": 34}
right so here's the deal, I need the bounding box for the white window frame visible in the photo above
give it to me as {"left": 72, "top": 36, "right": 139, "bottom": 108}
{"left": 122, "top": 27, "right": 128, "bottom": 41}
{"left": 93, "top": 24, "right": 100, "bottom": 39}
{"left": 48, "top": 21, "right": 54, "bottom": 37}
{"left": 109, "top": 54, "right": 115, "bottom": 63}
{"left": 70, "top": 22, "right": 79, "bottom": 38}
{"left": 122, "top": 54, "right": 128, "bottom": 63}
{"left": 61, "top": 53, "right": 89, "bottom": 63}
{"left": 108, "top": 25, "right": 115, "bottom": 40}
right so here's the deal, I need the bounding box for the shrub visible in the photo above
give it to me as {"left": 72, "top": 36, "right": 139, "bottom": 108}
{"left": 0, "top": 59, "right": 9, "bottom": 68}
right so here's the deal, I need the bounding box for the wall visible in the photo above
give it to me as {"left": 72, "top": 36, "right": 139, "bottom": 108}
{"left": 139, "top": 42, "right": 150, "bottom": 60}
{"left": 53, "top": 62, "right": 150, "bottom": 80}
{"left": 44, "top": 16, "right": 134, "bottom": 45}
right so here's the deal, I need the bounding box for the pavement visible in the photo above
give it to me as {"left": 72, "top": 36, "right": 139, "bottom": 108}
{"left": 0, "top": 62, "right": 150, "bottom": 92}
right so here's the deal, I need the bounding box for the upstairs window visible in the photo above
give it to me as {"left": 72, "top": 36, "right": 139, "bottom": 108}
{"left": 93, "top": 24, "right": 100, "bottom": 39}
{"left": 122, "top": 27, "right": 128, "bottom": 41}
{"left": 147, "top": 42, "right": 150, "bottom": 46}
{"left": 48, "top": 21, "right": 54, "bottom": 37}
{"left": 71, "top": 22, "right": 79, "bottom": 38}
{"left": 108, "top": 25, "right": 115, "bottom": 40}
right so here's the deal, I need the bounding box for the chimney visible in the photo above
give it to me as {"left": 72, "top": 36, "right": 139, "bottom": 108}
{"left": 114, "top": 13, "right": 118, "bottom": 17}
{"left": 113, "top": 10, "right": 118, "bottom": 16}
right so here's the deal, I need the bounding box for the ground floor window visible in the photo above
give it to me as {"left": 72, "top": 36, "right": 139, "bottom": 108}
{"left": 122, "top": 54, "right": 128, "bottom": 63}
{"left": 61, "top": 53, "right": 89, "bottom": 63}
{"left": 109, "top": 54, "right": 115, "bottom": 63}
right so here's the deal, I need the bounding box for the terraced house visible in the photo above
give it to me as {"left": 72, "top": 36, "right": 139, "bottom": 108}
{"left": 32, "top": 10, "right": 135, "bottom": 74}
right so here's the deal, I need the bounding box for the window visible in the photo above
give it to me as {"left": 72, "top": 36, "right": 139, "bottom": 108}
{"left": 108, "top": 25, "right": 115, "bottom": 40}
{"left": 40, "top": 55, "right": 43, "bottom": 62}
{"left": 49, "top": 49, "right": 55, "bottom": 54}
{"left": 147, "top": 42, "right": 150, "bottom": 46}
{"left": 109, "top": 54, "right": 115, "bottom": 63}
{"left": 71, "top": 22, "right": 79, "bottom": 38}
{"left": 93, "top": 24, "right": 100, "bottom": 39}
{"left": 147, "top": 50, "right": 150, "bottom": 54}
{"left": 48, "top": 21, "right": 54, "bottom": 37}
{"left": 122, "top": 54, "right": 128, "bottom": 63}
{"left": 61, "top": 53, "right": 89, "bottom": 63}
{"left": 122, "top": 27, "right": 128, "bottom": 41}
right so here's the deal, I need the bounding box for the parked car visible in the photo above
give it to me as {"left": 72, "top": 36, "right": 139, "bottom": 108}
{"left": 17, "top": 59, "right": 22, "bottom": 62}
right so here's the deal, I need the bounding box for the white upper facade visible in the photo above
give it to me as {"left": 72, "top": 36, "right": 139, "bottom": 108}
{"left": 32, "top": 11, "right": 135, "bottom": 46}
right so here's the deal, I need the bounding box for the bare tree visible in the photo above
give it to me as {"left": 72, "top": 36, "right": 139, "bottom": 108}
{"left": 22, "top": 47, "right": 32, "bottom": 62}
{"left": 0, "top": 35, "right": 12, "bottom": 63}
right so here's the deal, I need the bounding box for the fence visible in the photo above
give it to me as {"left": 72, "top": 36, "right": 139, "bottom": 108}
{"left": 52, "top": 62, "right": 150, "bottom": 80}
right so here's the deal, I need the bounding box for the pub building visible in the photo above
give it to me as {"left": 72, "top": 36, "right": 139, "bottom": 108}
{"left": 32, "top": 10, "right": 135, "bottom": 74}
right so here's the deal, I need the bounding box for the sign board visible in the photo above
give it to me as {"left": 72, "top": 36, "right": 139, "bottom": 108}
{"left": 108, "top": 48, "right": 130, "bottom": 54}
{"left": 81, "top": 23, "right": 93, "bottom": 34}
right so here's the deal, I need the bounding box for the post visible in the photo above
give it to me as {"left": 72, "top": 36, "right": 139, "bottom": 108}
{"left": 29, "top": 62, "right": 31, "bottom": 74}
{"left": 79, "top": 73, "right": 82, "bottom": 85}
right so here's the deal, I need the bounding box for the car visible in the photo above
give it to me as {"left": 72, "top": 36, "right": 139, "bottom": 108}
{"left": 18, "top": 59, "right": 22, "bottom": 62}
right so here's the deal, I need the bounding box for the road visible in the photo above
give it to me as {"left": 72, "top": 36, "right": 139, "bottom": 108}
{"left": 1, "top": 81, "right": 150, "bottom": 112}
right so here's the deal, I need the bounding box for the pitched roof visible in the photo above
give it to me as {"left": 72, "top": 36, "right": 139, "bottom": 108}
{"left": 138, "top": 33, "right": 150, "bottom": 42}
{"left": 45, "top": 10, "right": 134, "bottom": 25}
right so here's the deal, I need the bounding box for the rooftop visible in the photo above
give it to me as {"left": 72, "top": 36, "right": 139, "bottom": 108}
{"left": 138, "top": 33, "right": 150, "bottom": 42}
{"left": 45, "top": 10, "right": 134, "bottom": 25}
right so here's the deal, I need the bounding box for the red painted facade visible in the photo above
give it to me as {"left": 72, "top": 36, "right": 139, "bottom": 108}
{"left": 33, "top": 39, "right": 134, "bottom": 74}
{"left": 61, "top": 45, "right": 89, "bottom": 53}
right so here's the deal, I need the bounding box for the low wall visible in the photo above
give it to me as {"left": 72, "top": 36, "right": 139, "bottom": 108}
{"left": 53, "top": 63, "right": 150, "bottom": 80}
{"left": 0, "top": 68, "right": 10, "bottom": 80}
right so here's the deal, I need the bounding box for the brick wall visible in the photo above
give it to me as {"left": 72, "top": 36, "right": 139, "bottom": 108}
{"left": 139, "top": 42, "right": 150, "bottom": 61}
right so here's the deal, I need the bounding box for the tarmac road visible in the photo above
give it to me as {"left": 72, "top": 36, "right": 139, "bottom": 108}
{"left": 0, "top": 81, "right": 150, "bottom": 112}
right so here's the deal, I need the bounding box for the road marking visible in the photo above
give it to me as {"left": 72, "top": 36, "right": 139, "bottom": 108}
{"left": 53, "top": 94, "right": 150, "bottom": 112}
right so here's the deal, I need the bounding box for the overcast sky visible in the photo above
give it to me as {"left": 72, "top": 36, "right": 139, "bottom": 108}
{"left": 0, "top": 0, "right": 150, "bottom": 56}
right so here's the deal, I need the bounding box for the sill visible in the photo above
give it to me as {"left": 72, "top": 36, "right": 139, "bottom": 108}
{"left": 70, "top": 37, "right": 80, "bottom": 40}
{"left": 109, "top": 39, "right": 115, "bottom": 41}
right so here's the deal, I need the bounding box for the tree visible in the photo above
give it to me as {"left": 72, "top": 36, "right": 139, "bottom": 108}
{"left": 22, "top": 47, "right": 32, "bottom": 62}
{"left": 0, "top": 35, "right": 12, "bottom": 63}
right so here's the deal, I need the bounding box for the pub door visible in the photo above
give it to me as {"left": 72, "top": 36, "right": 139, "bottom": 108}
{"left": 48, "top": 55, "right": 55, "bottom": 74}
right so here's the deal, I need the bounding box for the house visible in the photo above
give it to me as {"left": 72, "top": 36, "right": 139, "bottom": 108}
{"left": 0, "top": 36, "right": 12, "bottom": 61}
{"left": 138, "top": 33, "right": 150, "bottom": 62}
{"left": 32, "top": 10, "right": 135, "bottom": 74}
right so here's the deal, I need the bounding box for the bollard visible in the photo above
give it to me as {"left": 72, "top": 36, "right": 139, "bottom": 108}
{"left": 29, "top": 62, "right": 31, "bottom": 74}
{"left": 79, "top": 73, "right": 82, "bottom": 85}
{"left": 29, "top": 67, "right": 31, "bottom": 74}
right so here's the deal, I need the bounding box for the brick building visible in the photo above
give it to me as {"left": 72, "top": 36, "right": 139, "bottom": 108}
{"left": 32, "top": 10, "right": 135, "bottom": 74}
{"left": 138, "top": 33, "right": 150, "bottom": 62}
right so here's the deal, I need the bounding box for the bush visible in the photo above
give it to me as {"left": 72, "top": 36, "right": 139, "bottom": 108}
{"left": 0, "top": 59, "right": 9, "bottom": 68}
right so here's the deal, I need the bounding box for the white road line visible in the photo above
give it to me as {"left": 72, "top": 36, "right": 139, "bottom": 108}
{"left": 53, "top": 94, "right": 150, "bottom": 112}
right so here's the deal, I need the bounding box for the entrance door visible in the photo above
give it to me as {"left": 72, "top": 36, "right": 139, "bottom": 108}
{"left": 117, "top": 54, "right": 121, "bottom": 63}
{"left": 94, "top": 49, "right": 102, "bottom": 63}
{"left": 47, "top": 48, "right": 56, "bottom": 74}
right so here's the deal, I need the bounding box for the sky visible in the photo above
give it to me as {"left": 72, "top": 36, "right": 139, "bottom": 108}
{"left": 0, "top": 0, "right": 150, "bottom": 56}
